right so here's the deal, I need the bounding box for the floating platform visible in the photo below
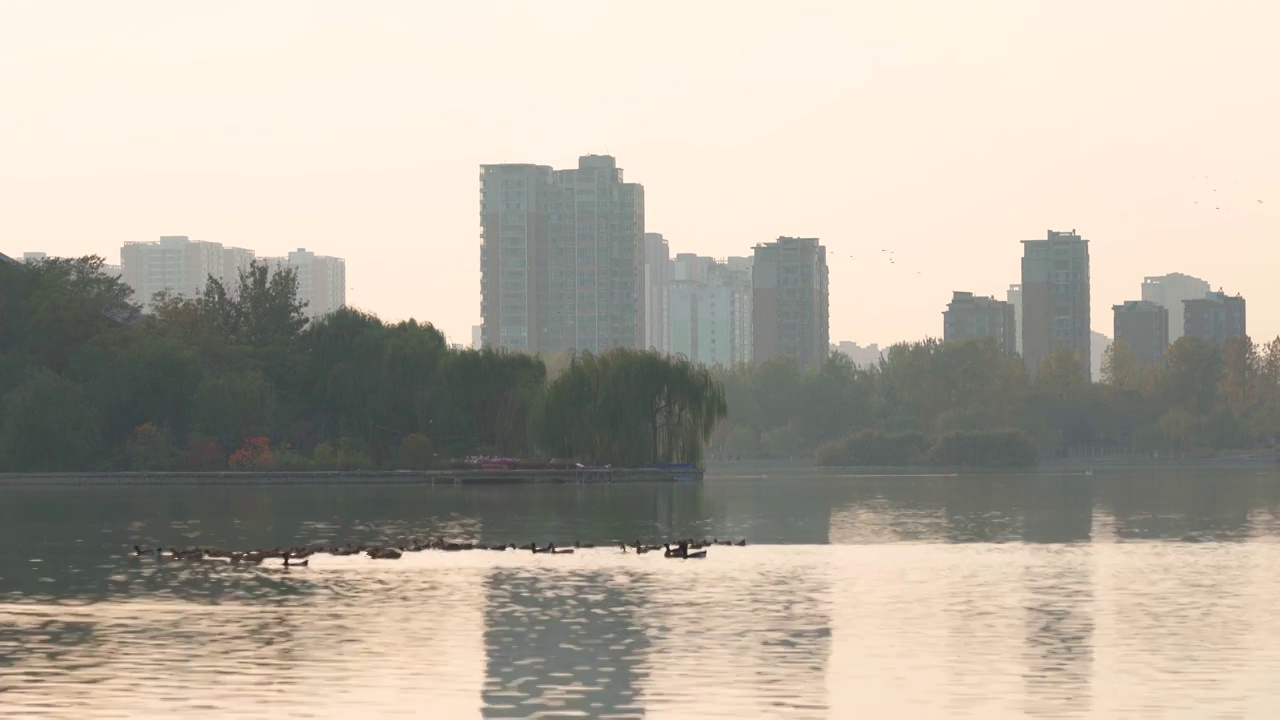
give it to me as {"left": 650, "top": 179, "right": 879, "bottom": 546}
{"left": 0, "top": 466, "right": 704, "bottom": 487}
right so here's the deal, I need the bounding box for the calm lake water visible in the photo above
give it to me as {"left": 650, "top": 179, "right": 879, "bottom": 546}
{"left": 3, "top": 465, "right": 1280, "bottom": 718}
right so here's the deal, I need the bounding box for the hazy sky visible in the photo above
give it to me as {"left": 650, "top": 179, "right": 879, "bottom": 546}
{"left": 3, "top": 0, "right": 1277, "bottom": 347}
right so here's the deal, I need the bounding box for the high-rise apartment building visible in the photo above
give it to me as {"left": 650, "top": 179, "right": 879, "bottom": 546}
{"left": 1020, "top": 229, "right": 1091, "bottom": 379}
{"left": 1112, "top": 300, "right": 1169, "bottom": 367}
{"left": 752, "top": 237, "right": 828, "bottom": 369}
{"left": 943, "top": 291, "right": 1017, "bottom": 355}
{"left": 669, "top": 253, "right": 753, "bottom": 367}
{"left": 22, "top": 252, "right": 47, "bottom": 263}
{"left": 725, "top": 256, "right": 754, "bottom": 364}
{"left": 261, "top": 248, "right": 347, "bottom": 318}
{"left": 1183, "top": 290, "right": 1246, "bottom": 344}
{"left": 1141, "top": 273, "right": 1211, "bottom": 342}
{"left": 121, "top": 235, "right": 252, "bottom": 311}
{"left": 643, "top": 233, "right": 671, "bottom": 353}
{"left": 1006, "top": 284, "right": 1023, "bottom": 355}
{"left": 223, "top": 247, "right": 257, "bottom": 285}
{"left": 479, "top": 155, "right": 644, "bottom": 354}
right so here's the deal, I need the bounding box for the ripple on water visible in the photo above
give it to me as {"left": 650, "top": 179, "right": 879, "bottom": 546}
{"left": 3, "top": 545, "right": 1280, "bottom": 718}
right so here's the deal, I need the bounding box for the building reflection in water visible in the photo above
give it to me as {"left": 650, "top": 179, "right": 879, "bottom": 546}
{"left": 1102, "top": 470, "right": 1257, "bottom": 541}
{"left": 640, "top": 559, "right": 830, "bottom": 718}
{"left": 1021, "top": 546, "right": 1095, "bottom": 718}
{"left": 481, "top": 568, "right": 649, "bottom": 718}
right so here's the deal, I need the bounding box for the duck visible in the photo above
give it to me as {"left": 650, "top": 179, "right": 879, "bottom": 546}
{"left": 665, "top": 542, "right": 707, "bottom": 559}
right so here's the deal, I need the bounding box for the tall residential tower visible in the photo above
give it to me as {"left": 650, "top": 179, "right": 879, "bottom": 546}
{"left": 1020, "top": 229, "right": 1091, "bottom": 379}
{"left": 943, "top": 291, "right": 1017, "bottom": 355}
{"left": 1141, "top": 273, "right": 1211, "bottom": 342}
{"left": 669, "top": 253, "right": 753, "bottom": 366}
{"left": 121, "top": 235, "right": 256, "bottom": 312}
{"left": 752, "top": 237, "right": 828, "bottom": 370}
{"left": 643, "top": 233, "right": 671, "bottom": 353}
{"left": 479, "top": 155, "right": 644, "bottom": 354}
{"left": 1112, "top": 300, "right": 1169, "bottom": 367}
{"left": 1183, "top": 291, "right": 1246, "bottom": 344}
{"left": 261, "top": 248, "right": 347, "bottom": 318}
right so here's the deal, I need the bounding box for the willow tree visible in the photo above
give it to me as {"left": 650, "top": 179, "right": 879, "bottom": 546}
{"left": 534, "top": 349, "right": 727, "bottom": 466}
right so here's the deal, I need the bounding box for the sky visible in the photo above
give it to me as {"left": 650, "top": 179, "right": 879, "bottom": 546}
{"left": 2, "top": 0, "right": 1278, "bottom": 347}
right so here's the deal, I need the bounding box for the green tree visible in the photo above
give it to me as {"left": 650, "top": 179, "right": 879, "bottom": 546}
{"left": 199, "top": 261, "right": 308, "bottom": 347}
{"left": 0, "top": 256, "right": 137, "bottom": 373}
{"left": 1219, "top": 336, "right": 1260, "bottom": 422}
{"left": 1161, "top": 337, "right": 1223, "bottom": 415}
{"left": 0, "top": 370, "right": 101, "bottom": 471}
{"left": 536, "top": 349, "right": 727, "bottom": 466}
{"left": 1035, "top": 347, "right": 1090, "bottom": 402}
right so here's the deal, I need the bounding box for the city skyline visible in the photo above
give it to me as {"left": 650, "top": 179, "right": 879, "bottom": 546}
{"left": 8, "top": 223, "right": 1257, "bottom": 353}
{"left": 3, "top": 1, "right": 1278, "bottom": 348}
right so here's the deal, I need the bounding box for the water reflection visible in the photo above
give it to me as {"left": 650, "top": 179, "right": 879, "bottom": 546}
{"left": 1021, "top": 548, "right": 1094, "bottom": 718}
{"left": 482, "top": 569, "right": 649, "bottom": 718}
{"left": 4, "top": 468, "right": 1280, "bottom": 717}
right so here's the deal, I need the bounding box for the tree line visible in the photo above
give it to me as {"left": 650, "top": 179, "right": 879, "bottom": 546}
{"left": 0, "top": 257, "right": 725, "bottom": 472}
{"left": 713, "top": 333, "right": 1280, "bottom": 466}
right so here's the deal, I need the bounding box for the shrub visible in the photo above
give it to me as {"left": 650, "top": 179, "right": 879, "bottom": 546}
{"left": 926, "top": 429, "right": 1038, "bottom": 468}
{"left": 398, "top": 433, "right": 433, "bottom": 470}
{"left": 229, "top": 436, "right": 275, "bottom": 471}
{"left": 813, "top": 430, "right": 929, "bottom": 466}
{"left": 186, "top": 435, "right": 226, "bottom": 470}
{"left": 125, "top": 422, "right": 179, "bottom": 471}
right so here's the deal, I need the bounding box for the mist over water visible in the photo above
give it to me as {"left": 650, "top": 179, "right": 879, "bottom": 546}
{"left": 4, "top": 466, "right": 1280, "bottom": 718}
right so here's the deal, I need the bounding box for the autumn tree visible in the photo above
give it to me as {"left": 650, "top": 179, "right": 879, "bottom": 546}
{"left": 1100, "top": 338, "right": 1141, "bottom": 391}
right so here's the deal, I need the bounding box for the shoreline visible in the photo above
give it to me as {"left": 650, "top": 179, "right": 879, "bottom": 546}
{"left": 721, "top": 453, "right": 1279, "bottom": 474}
{"left": 0, "top": 467, "right": 702, "bottom": 487}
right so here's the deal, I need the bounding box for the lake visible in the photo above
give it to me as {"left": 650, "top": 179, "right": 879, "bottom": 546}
{"left": 3, "top": 465, "right": 1280, "bottom": 718}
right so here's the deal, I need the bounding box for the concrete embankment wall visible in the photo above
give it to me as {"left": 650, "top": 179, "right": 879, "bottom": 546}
{"left": 0, "top": 468, "right": 700, "bottom": 487}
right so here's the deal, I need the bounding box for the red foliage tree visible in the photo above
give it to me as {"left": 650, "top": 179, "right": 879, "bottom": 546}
{"left": 229, "top": 436, "right": 275, "bottom": 471}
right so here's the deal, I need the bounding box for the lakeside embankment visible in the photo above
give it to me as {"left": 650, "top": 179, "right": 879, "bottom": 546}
{"left": 709, "top": 452, "right": 1280, "bottom": 476}
{"left": 0, "top": 467, "right": 702, "bottom": 487}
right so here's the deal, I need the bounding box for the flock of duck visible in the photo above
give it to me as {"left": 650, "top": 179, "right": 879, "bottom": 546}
{"left": 130, "top": 537, "right": 747, "bottom": 566}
